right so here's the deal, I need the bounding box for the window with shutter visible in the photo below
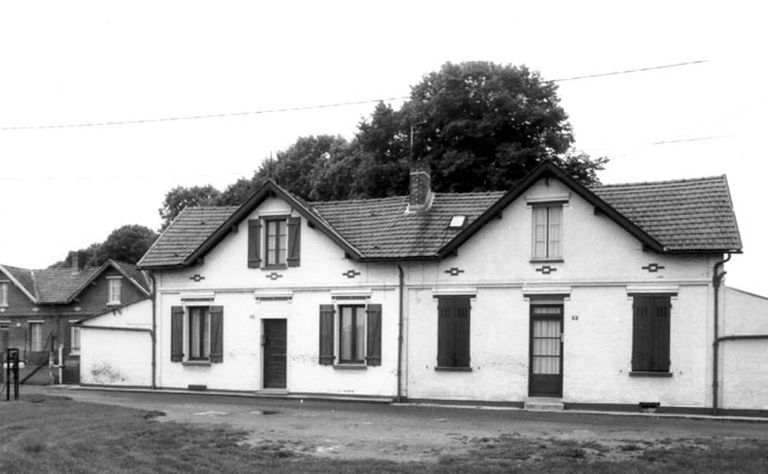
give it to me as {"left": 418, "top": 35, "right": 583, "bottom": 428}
{"left": 531, "top": 204, "right": 563, "bottom": 260}
{"left": 436, "top": 296, "right": 471, "bottom": 368}
{"left": 631, "top": 296, "right": 671, "bottom": 373}
{"left": 248, "top": 215, "right": 302, "bottom": 269}
{"left": 318, "top": 303, "right": 383, "bottom": 367}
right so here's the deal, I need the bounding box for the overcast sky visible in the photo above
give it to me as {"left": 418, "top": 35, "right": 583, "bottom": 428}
{"left": 1, "top": 1, "right": 765, "bottom": 294}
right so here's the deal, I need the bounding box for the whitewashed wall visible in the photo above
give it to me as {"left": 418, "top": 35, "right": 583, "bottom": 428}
{"left": 80, "top": 299, "right": 152, "bottom": 387}
{"left": 155, "top": 198, "right": 399, "bottom": 395}
{"left": 721, "top": 287, "right": 768, "bottom": 410}
{"left": 402, "top": 177, "right": 717, "bottom": 408}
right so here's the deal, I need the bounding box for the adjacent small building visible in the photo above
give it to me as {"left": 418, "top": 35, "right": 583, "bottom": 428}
{"left": 0, "top": 258, "right": 150, "bottom": 383}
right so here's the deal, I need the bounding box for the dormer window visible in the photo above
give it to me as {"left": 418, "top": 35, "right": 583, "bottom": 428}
{"left": 448, "top": 215, "right": 467, "bottom": 229}
{"left": 107, "top": 277, "right": 122, "bottom": 305}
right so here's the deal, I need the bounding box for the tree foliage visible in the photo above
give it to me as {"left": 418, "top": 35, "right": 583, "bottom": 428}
{"left": 50, "top": 225, "right": 158, "bottom": 268}
{"left": 159, "top": 185, "right": 221, "bottom": 230}
{"left": 157, "top": 61, "right": 607, "bottom": 226}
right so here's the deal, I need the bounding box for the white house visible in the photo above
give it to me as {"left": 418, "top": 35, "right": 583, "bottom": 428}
{"left": 81, "top": 160, "right": 768, "bottom": 415}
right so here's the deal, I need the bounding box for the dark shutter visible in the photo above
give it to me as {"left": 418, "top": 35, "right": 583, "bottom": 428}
{"left": 64, "top": 322, "right": 72, "bottom": 353}
{"left": 437, "top": 299, "right": 454, "bottom": 367}
{"left": 319, "top": 304, "right": 335, "bottom": 365}
{"left": 652, "top": 299, "right": 671, "bottom": 372}
{"left": 438, "top": 296, "right": 471, "bottom": 368}
{"left": 247, "top": 219, "right": 261, "bottom": 268}
{"left": 632, "top": 296, "right": 670, "bottom": 372}
{"left": 209, "top": 306, "right": 224, "bottom": 363}
{"left": 171, "top": 306, "right": 184, "bottom": 362}
{"left": 365, "top": 304, "right": 382, "bottom": 366}
{"left": 454, "top": 302, "right": 471, "bottom": 368}
{"left": 287, "top": 217, "right": 301, "bottom": 267}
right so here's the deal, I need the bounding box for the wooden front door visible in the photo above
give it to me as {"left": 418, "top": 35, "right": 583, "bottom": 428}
{"left": 262, "top": 319, "right": 287, "bottom": 389}
{"left": 529, "top": 304, "right": 563, "bottom": 397}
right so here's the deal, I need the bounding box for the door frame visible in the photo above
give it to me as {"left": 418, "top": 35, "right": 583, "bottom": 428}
{"left": 528, "top": 303, "right": 564, "bottom": 397}
{"left": 261, "top": 318, "right": 287, "bottom": 390}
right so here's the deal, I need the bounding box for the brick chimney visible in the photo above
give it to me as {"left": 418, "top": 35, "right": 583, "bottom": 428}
{"left": 407, "top": 159, "right": 433, "bottom": 211}
{"left": 70, "top": 250, "right": 86, "bottom": 274}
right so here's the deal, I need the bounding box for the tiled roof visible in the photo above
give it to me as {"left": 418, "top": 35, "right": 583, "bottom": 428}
{"left": 592, "top": 176, "right": 742, "bottom": 251}
{"left": 33, "top": 268, "right": 100, "bottom": 304}
{"left": 2, "top": 265, "right": 37, "bottom": 299}
{"left": 111, "top": 260, "right": 151, "bottom": 293}
{"left": 311, "top": 192, "right": 505, "bottom": 258}
{"left": 0, "top": 261, "right": 150, "bottom": 304}
{"left": 138, "top": 169, "right": 742, "bottom": 269}
{"left": 138, "top": 206, "right": 239, "bottom": 268}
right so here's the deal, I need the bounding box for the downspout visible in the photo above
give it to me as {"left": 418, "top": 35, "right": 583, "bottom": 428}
{"left": 149, "top": 272, "right": 157, "bottom": 390}
{"left": 712, "top": 252, "right": 731, "bottom": 415}
{"left": 396, "top": 264, "right": 405, "bottom": 403}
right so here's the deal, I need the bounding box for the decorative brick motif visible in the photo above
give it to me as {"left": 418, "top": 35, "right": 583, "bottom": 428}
{"left": 535, "top": 265, "right": 557, "bottom": 275}
{"left": 642, "top": 263, "right": 666, "bottom": 273}
{"left": 190, "top": 274, "right": 205, "bottom": 282}
{"left": 266, "top": 272, "right": 283, "bottom": 281}
{"left": 342, "top": 269, "right": 361, "bottom": 279}
{"left": 444, "top": 267, "right": 465, "bottom": 276}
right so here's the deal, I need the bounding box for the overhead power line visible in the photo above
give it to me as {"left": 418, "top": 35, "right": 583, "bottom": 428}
{"left": 551, "top": 60, "right": 707, "bottom": 82}
{"left": 1, "top": 60, "right": 707, "bottom": 131}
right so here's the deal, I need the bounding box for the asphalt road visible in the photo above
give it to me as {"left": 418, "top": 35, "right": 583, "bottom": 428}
{"left": 20, "top": 386, "right": 768, "bottom": 461}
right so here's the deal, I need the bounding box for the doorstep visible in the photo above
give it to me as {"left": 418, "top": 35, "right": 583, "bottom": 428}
{"left": 524, "top": 397, "right": 565, "bottom": 411}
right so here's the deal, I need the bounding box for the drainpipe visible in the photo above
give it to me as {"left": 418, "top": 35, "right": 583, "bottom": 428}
{"left": 396, "top": 264, "right": 405, "bottom": 403}
{"left": 149, "top": 272, "right": 157, "bottom": 390}
{"left": 711, "top": 252, "right": 731, "bottom": 415}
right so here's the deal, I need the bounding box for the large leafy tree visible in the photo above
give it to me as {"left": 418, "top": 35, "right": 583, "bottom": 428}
{"left": 92, "top": 225, "right": 158, "bottom": 265}
{"left": 49, "top": 225, "right": 158, "bottom": 268}
{"left": 354, "top": 61, "right": 606, "bottom": 194}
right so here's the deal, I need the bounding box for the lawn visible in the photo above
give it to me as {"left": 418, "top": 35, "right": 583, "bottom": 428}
{"left": 1, "top": 395, "right": 767, "bottom": 473}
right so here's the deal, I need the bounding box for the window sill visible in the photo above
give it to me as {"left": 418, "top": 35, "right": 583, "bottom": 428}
{"left": 435, "top": 366, "right": 473, "bottom": 372}
{"left": 69, "top": 351, "right": 80, "bottom": 356}
{"left": 333, "top": 364, "right": 367, "bottom": 370}
{"left": 530, "top": 258, "right": 564, "bottom": 264}
{"left": 106, "top": 302, "right": 121, "bottom": 307}
{"left": 263, "top": 264, "right": 287, "bottom": 270}
{"left": 183, "top": 360, "right": 211, "bottom": 367}
{"left": 629, "top": 371, "right": 672, "bottom": 378}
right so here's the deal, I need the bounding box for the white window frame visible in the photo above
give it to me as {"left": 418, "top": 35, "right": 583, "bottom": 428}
{"left": 107, "top": 276, "right": 123, "bottom": 306}
{"left": 29, "top": 321, "right": 44, "bottom": 352}
{"left": 187, "top": 306, "right": 212, "bottom": 361}
{"left": 70, "top": 320, "right": 81, "bottom": 355}
{"left": 531, "top": 203, "right": 563, "bottom": 260}
{"left": 0, "top": 281, "right": 8, "bottom": 307}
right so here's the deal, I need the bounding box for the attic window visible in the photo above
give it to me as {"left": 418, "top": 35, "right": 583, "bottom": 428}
{"left": 448, "top": 215, "right": 467, "bottom": 229}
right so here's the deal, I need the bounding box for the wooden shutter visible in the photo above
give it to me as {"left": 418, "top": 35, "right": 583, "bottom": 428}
{"left": 171, "top": 306, "right": 184, "bottom": 362}
{"left": 365, "top": 304, "right": 382, "bottom": 366}
{"left": 437, "top": 298, "right": 455, "bottom": 367}
{"left": 652, "top": 299, "right": 670, "bottom": 371}
{"left": 319, "top": 304, "right": 335, "bottom": 365}
{"left": 209, "top": 306, "right": 224, "bottom": 363}
{"left": 287, "top": 217, "right": 301, "bottom": 267}
{"left": 247, "top": 219, "right": 261, "bottom": 268}
{"left": 632, "top": 296, "right": 670, "bottom": 372}
{"left": 454, "top": 301, "right": 471, "bottom": 367}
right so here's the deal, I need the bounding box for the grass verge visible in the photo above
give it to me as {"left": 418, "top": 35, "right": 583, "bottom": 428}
{"left": 1, "top": 396, "right": 767, "bottom": 473}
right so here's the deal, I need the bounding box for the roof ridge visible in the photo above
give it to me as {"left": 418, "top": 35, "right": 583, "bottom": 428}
{"left": 593, "top": 175, "right": 726, "bottom": 188}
